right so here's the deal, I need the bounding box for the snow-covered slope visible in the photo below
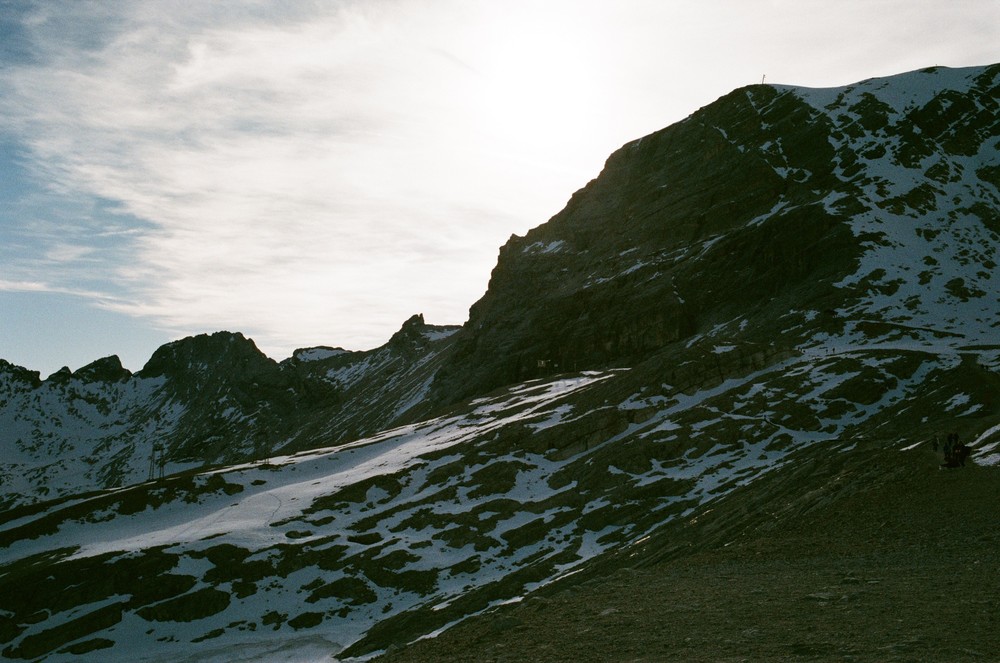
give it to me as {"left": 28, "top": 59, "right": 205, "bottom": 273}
{"left": 781, "top": 65, "right": 999, "bottom": 346}
{"left": 0, "top": 319, "right": 459, "bottom": 510}
{"left": 1, "top": 374, "right": 615, "bottom": 660}
{"left": 2, "top": 342, "right": 998, "bottom": 660}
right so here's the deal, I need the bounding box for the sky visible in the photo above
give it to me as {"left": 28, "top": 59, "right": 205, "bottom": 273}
{"left": 2, "top": 1, "right": 999, "bottom": 377}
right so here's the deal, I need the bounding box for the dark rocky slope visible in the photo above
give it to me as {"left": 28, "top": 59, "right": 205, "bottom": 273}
{"left": 427, "top": 87, "right": 857, "bottom": 402}
{"left": 375, "top": 443, "right": 1000, "bottom": 663}
{"left": 427, "top": 64, "right": 1000, "bottom": 405}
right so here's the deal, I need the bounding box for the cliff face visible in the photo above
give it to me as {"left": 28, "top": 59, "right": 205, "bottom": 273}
{"left": 429, "top": 86, "right": 855, "bottom": 401}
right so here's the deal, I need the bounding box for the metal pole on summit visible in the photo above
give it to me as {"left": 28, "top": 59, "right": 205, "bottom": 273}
{"left": 761, "top": 74, "right": 766, "bottom": 85}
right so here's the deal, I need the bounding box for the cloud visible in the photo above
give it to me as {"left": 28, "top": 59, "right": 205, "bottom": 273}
{"left": 0, "top": 279, "right": 54, "bottom": 293}
{"left": 1, "top": 2, "right": 520, "bottom": 353}
{"left": 0, "top": 278, "right": 119, "bottom": 304}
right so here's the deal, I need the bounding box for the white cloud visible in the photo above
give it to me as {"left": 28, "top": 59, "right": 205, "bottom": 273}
{"left": 0, "top": 278, "right": 119, "bottom": 304}
{"left": 2, "top": 0, "right": 999, "bottom": 362}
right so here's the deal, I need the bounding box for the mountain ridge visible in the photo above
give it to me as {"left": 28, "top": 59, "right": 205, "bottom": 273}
{"left": 0, "top": 317, "right": 461, "bottom": 509}
{"left": 1, "top": 62, "right": 999, "bottom": 661}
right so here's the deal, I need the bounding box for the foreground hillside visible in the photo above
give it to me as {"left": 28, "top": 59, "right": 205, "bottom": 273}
{"left": 377, "top": 443, "right": 1000, "bottom": 662}
{"left": 1, "top": 348, "right": 997, "bottom": 660}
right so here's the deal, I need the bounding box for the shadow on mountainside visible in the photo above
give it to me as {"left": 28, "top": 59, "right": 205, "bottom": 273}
{"left": 374, "top": 441, "right": 1000, "bottom": 662}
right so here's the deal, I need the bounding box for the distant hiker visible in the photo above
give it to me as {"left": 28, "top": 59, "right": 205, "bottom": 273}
{"left": 940, "top": 434, "right": 971, "bottom": 469}
{"left": 954, "top": 437, "right": 970, "bottom": 467}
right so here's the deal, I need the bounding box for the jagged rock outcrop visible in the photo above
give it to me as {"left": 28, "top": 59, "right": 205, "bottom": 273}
{"left": 0, "top": 360, "right": 41, "bottom": 392}
{"left": 139, "top": 331, "right": 277, "bottom": 382}
{"left": 74, "top": 356, "right": 132, "bottom": 383}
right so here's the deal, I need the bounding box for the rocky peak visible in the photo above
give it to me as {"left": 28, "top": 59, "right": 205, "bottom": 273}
{"left": 73, "top": 355, "right": 132, "bottom": 383}
{"left": 386, "top": 313, "right": 460, "bottom": 355}
{"left": 44, "top": 366, "right": 73, "bottom": 384}
{"left": 435, "top": 63, "right": 1000, "bottom": 405}
{"left": 0, "top": 359, "right": 41, "bottom": 389}
{"left": 138, "top": 331, "right": 276, "bottom": 380}
{"left": 387, "top": 313, "right": 427, "bottom": 347}
{"left": 286, "top": 346, "right": 350, "bottom": 364}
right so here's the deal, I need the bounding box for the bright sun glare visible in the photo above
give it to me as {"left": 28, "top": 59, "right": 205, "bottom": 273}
{"left": 465, "top": 5, "right": 608, "bottom": 171}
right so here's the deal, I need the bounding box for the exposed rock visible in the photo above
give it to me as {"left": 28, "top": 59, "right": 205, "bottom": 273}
{"left": 73, "top": 356, "right": 132, "bottom": 383}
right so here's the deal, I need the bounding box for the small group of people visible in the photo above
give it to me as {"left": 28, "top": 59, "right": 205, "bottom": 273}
{"left": 933, "top": 432, "right": 971, "bottom": 468}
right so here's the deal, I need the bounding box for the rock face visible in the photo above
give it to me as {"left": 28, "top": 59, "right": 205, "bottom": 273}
{"left": 73, "top": 356, "right": 132, "bottom": 383}
{"left": 0, "top": 63, "right": 999, "bottom": 662}
{"left": 430, "top": 64, "right": 1000, "bottom": 403}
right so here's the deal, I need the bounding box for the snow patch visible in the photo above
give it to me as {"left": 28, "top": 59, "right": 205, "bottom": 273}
{"left": 421, "top": 327, "right": 459, "bottom": 342}
{"left": 524, "top": 240, "right": 566, "bottom": 255}
{"left": 295, "top": 347, "right": 348, "bottom": 362}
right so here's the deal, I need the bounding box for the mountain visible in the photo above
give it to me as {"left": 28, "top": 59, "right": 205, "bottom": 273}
{"left": 429, "top": 64, "right": 1000, "bottom": 402}
{"left": 1, "top": 63, "right": 999, "bottom": 662}
{"left": 0, "top": 317, "right": 460, "bottom": 510}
